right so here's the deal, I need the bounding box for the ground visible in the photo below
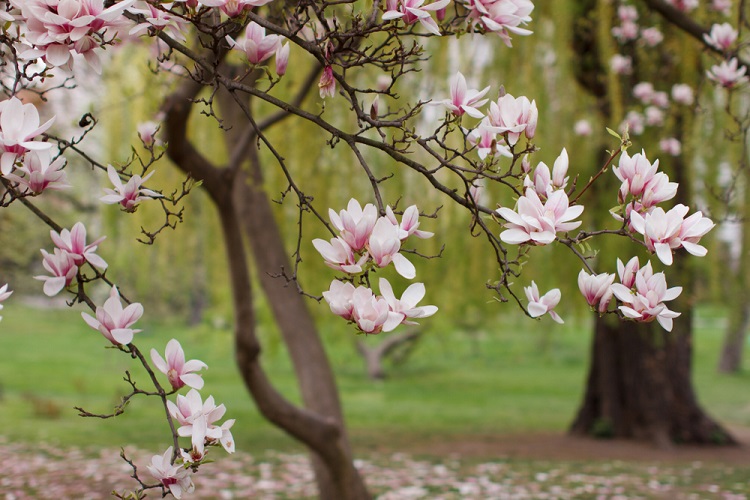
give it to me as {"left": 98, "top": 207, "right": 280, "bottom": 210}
{"left": 4, "top": 429, "right": 750, "bottom": 499}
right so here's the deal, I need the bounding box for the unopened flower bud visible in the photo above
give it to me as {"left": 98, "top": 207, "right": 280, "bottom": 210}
{"left": 275, "top": 42, "right": 289, "bottom": 76}
{"left": 370, "top": 95, "right": 380, "bottom": 120}
{"left": 521, "top": 155, "right": 531, "bottom": 173}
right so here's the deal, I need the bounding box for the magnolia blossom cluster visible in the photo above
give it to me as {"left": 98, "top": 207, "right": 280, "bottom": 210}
{"left": 611, "top": 4, "right": 663, "bottom": 47}
{"left": 707, "top": 57, "right": 748, "bottom": 89}
{"left": 381, "top": 0, "right": 533, "bottom": 45}
{"left": 10, "top": 0, "right": 134, "bottom": 73}
{"left": 613, "top": 150, "right": 714, "bottom": 266}
{"left": 226, "top": 21, "right": 290, "bottom": 76}
{"left": 35, "top": 222, "right": 107, "bottom": 296}
{"left": 151, "top": 341, "right": 232, "bottom": 495}
{"left": 432, "top": 71, "right": 537, "bottom": 163}
{"left": 621, "top": 81, "right": 694, "bottom": 142}
{"left": 497, "top": 148, "right": 583, "bottom": 246}
{"left": 579, "top": 257, "right": 682, "bottom": 332}
{"left": 0, "top": 97, "right": 68, "bottom": 194}
{"left": 314, "top": 199, "right": 437, "bottom": 334}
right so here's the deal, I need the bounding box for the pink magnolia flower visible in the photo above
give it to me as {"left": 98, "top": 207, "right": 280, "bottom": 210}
{"left": 379, "top": 277, "right": 438, "bottom": 325}
{"left": 577, "top": 270, "right": 615, "bottom": 313}
{"left": 383, "top": 0, "right": 451, "bottom": 36}
{"left": 612, "top": 20, "right": 638, "bottom": 42}
{"left": 644, "top": 106, "right": 664, "bottom": 127}
{"left": 467, "top": 118, "right": 512, "bottom": 159}
{"left": 35, "top": 248, "right": 78, "bottom": 296}
{"left": 0, "top": 97, "right": 54, "bottom": 175}
{"left": 319, "top": 65, "right": 336, "bottom": 99}
{"left": 651, "top": 91, "right": 669, "bottom": 108}
{"left": 610, "top": 54, "right": 632, "bottom": 75}
{"left": 151, "top": 339, "right": 208, "bottom": 391}
{"left": 147, "top": 447, "right": 195, "bottom": 500}
{"left": 0, "top": 283, "right": 12, "bottom": 321}
{"left": 4, "top": 149, "right": 69, "bottom": 194}
{"left": 313, "top": 236, "right": 369, "bottom": 274}
{"left": 524, "top": 149, "right": 569, "bottom": 199}
{"left": 617, "top": 256, "right": 640, "bottom": 288}
{"left": 640, "top": 27, "right": 663, "bottom": 46}
{"left": 329, "top": 198, "right": 378, "bottom": 251}
{"left": 633, "top": 82, "right": 655, "bottom": 103}
{"left": 434, "top": 71, "right": 490, "bottom": 118}
{"left": 487, "top": 93, "right": 538, "bottom": 146}
{"left": 128, "top": 2, "right": 188, "bottom": 43}
{"left": 12, "top": 0, "right": 133, "bottom": 72}
{"left": 707, "top": 58, "right": 748, "bottom": 88}
{"left": 349, "top": 285, "right": 402, "bottom": 334}
{"left": 50, "top": 221, "right": 107, "bottom": 269}
{"left": 137, "top": 121, "right": 161, "bottom": 146}
{"left": 618, "top": 5, "right": 638, "bottom": 22}
{"left": 367, "top": 217, "right": 416, "bottom": 279}
{"left": 704, "top": 23, "right": 737, "bottom": 51}
{"left": 81, "top": 286, "right": 143, "bottom": 345}
{"left": 679, "top": 211, "right": 716, "bottom": 258}
{"left": 385, "top": 205, "right": 434, "bottom": 240}
{"left": 323, "top": 280, "right": 357, "bottom": 320}
{"left": 225, "top": 21, "right": 281, "bottom": 65}
{"left": 671, "top": 84, "right": 694, "bottom": 105}
{"left": 659, "top": 137, "right": 681, "bottom": 156}
{"left": 573, "top": 119, "right": 592, "bottom": 136}
{"left": 640, "top": 174, "right": 677, "bottom": 209}
{"left": 611, "top": 261, "right": 682, "bottom": 331}
{"left": 275, "top": 42, "right": 289, "bottom": 76}
{"left": 665, "top": 0, "right": 698, "bottom": 11}
{"left": 613, "top": 149, "right": 662, "bottom": 200}
{"left": 524, "top": 281, "right": 563, "bottom": 324}
{"left": 469, "top": 179, "right": 486, "bottom": 206}
{"left": 497, "top": 188, "right": 583, "bottom": 245}
{"left": 629, "top": 204, "right": 714, "bottom": 265}
{"left": 168, "top": 389, "right": 233, "bottom": 455}
{"left": 621, "top": 110, "right": 644, "bottom": 135}
{"left": 710, "top": 0, "right": 732, "bottom": 16}
{"left": 464, "top": 0, "right": 534, "bottom": 47}
{"left": 101, "top": 165, "right": 159, "bottom": 211}
{"left": 201, "top": 0, "right": 274, "bottom": 17}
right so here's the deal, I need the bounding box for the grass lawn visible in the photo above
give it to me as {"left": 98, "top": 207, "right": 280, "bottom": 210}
{"left": 0, "top": 302, "right": 749, "bottom": 457}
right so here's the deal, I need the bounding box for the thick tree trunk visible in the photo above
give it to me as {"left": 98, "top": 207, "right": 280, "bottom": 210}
{"left": 570, "top": 313, "right": 736, "bottom": 446}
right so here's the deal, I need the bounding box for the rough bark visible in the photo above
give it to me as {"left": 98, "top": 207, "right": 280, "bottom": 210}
{"left": 162, "top": 67, "right": 370, "bottom": 498}
{"left": 570, "top": 312, "right": 736, "bottom": 446}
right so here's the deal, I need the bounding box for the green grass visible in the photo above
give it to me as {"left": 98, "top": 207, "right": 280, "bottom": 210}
{"left": 0, "top": 303, "right": 748, "bottom": 456}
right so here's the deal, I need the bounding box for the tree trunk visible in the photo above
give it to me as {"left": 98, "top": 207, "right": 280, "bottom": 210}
{"left": 162, "top": 68, "right": 370, "bottom": 498}
{"left": 570, "top": 313, "right": 736, "bottom": 446}
{"left": 355, "top": 330, "right": 422, "bottom": 380}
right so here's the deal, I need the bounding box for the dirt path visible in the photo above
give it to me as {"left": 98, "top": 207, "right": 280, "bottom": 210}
{"left": 362, "top": 426, "right": 750, "bottom": 464}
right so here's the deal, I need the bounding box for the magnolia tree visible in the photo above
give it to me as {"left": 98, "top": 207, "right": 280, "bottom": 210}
{"left": 0, "top": 0, "right": 745, "bottom": 498}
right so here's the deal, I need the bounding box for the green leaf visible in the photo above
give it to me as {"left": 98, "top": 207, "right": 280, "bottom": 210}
{"left": 606, "top": 127, "right": 621, "bottom": 140}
